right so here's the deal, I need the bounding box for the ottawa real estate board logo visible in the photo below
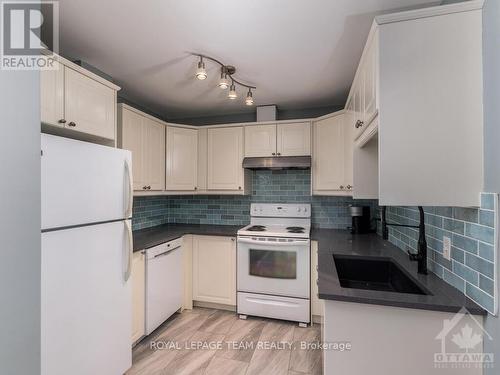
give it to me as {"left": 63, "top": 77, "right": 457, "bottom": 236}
{"left": 1, "top": 1, "right": 58, "bottom": 69}
{"left": 434, "top": 308, "right": 494, "bottom": 369}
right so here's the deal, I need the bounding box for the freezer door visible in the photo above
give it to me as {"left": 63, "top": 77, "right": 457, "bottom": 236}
{"left": 41, "top": 220, "right": 133, "bottom": 375}
{"left": 41, "top": 134, "right": 133, "bottom": 230}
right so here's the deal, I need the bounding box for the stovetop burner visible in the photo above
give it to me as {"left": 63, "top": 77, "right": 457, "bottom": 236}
{"left": 247, "top": 225, "right": 267, "bottom": 232}
{"left": 286, "top": 226, "right": 305, "bottom": 233}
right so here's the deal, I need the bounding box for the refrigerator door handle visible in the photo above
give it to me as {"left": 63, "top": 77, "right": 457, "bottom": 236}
{"left": 124, "top": 220, "right": 133, "bottom": 282}
{"left": 125, "top": 159, "right": 133, "bottom": 218}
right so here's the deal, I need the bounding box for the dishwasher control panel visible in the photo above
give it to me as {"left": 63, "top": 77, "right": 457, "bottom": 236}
{"left": 146, "top": 237, "right": 182, "bottom": 259}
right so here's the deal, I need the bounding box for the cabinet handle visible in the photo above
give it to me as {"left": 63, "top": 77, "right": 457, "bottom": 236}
{"left": 272, "top": 153, "right": 276, "bottom": 156}
{"left": 277, "top": 152, "right": 281, "bottom": 156}
{"left": 355, "top": 120, "right": 364, "bottom": 129}
{"left": 143, "top": 186, "right": 147, "bottom": 190}
{"left": 238, "top": 186, "right": 242, "bottom": 190}
{"left": 339, "top": 185, "right": 344, "bottom": 190}
{"left": 58, "top": 119, "right": 66, "bottom": 124}
{"left": 194, "top": 186, "right": 198, "bottom": 190}
{"left": 231, "top": 238, "right": 235, "bottom": 242}
{"left": 68, "top": 122, "right": 76, "bottom": 127}
{"left": 147, "top": 185, "right": 151, "bottom": 190}
{"left": 346, "top": 185, "right": 352, "bottom": 189}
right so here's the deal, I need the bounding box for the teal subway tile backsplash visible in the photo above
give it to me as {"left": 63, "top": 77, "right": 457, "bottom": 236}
{"left": 133, "top": 170, "right": 378, "bottom": 231}
{"left": 385, "top": 192, "right": 497, "bottom": 314}
{"left": 132, "top": 170, "right": 497, "bottom": 314}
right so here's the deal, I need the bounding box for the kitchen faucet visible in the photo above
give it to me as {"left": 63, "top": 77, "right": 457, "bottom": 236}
{"left": 381, "top": 206, "right": 428, "bottom": 275}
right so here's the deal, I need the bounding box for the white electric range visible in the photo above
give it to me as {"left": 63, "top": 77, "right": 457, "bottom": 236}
{"left": 237, "top": 203, "right": 311, "bottom": 326}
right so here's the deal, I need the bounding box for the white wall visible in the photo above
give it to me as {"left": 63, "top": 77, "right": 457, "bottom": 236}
{"left": 0, "top": 68, "right": 41, "bottom": 371}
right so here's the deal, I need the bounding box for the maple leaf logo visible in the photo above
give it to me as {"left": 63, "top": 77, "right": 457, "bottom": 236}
{"left": 451, "top": 324, "right": 482, "bottom": 352}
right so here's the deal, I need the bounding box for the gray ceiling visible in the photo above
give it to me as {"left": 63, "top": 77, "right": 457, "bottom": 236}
{"left": 59, "top": 0, "right": 438, "bottom": 120}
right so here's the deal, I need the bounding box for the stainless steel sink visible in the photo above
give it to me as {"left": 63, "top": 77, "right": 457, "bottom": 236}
{"left": 333, "top": 255, "right": 431, "bottom": 295}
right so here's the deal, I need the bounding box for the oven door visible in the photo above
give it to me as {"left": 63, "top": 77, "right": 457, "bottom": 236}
{"left": 237, "top": 236, "right": 310, "bottom": 299}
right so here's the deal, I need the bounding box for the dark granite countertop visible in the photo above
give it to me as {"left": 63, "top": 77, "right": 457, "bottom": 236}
{"left": 133, "top": 223, "right": 240, "bottom": 251}
{"left": 311, "top": 228, "right": 486, "bottom": 315}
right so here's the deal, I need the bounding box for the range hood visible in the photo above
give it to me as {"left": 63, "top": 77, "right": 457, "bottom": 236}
{"left": 242, "top": 156, "right": 311, "bottom": 170}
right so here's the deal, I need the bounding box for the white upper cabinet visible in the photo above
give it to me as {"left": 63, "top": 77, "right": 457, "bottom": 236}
{"left": 120, "top": 108, "right": 145, "bottom": 190}
{"left": 349, "top": 30, "right": 378, "bottom": 143}
{"left": 41, "top": 57, "right": 119, "bottom": 144}
{"left": 207, "top": 127, "right": 244, "bottom": 191}
{"left": 244, "top": 122, "right": 311, "bottom": 157}
{"left": 118, "top": 105, "right": 165, "bottom": 192}
{"left": 41, "top": 60, "right": 64, "bottom": 126}
{"left": 244, "top": 124, "right": 277, "bottom": 157}
{"left": 313, "top": 113, "right": 352, "bottom": 195}
{"left": 197, "top": 128, "right": 208, "bottom": 192}
{"left": 277, "top": 122, "right": 311, "bottom": 156}
{"left": 64, "top": 67, "right": 116, "bottom": 140}
{"left": 348, "top": 2, "right": 484, "bottom": 206}
{"left": 166, "top": 126, "right": 198, "bottom": 191}
{"left": 144, "top": 119, "right": 166, "bottom": 191}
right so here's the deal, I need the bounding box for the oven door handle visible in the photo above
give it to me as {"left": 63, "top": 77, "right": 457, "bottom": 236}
{"left": 237, "top": 238, "right": 310, "bottom": 246}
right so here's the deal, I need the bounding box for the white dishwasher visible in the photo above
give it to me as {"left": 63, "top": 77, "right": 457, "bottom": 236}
{"left": 145, "top": 237, "right": 183, "bottom": 335}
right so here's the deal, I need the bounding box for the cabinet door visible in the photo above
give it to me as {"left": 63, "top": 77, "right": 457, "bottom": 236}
{"left": 131, "top": 251, "right": 145, "bottom": 344}
{"left": 144, "top": 119, "right": 166, "bottom": 191}
{"left": 363, "top": 34, "right": 378, "bottom": 124}
{"left": 352, "top": 82, "right": 364, "bottom": 141}
{"left": 182, "top": 236, "right": 193, "bottom": 310}
{"left": 41, "top": 60, "right": 64, "bottom": 126}
{"left": 207, "top": 127, "right": 243, "bottom": 191}
{"left": 344, "top": 115, "right": 354, "bottom": 192}
{"left": 121, "top": 109, "right": 145, "bottom": 190}
{"left": 197, "top": 128, "right": 208, "bottom": 191}
{"left": 277, "top": 122, "right": 311, "bottom": 156}
{"left": 244, "top": 124, "right": 276, "bottom": 157}
{"left": 313, "top": 115, "right": 345, "bottom": 192}
{"left": 311, "top": 241, "right": 324, "bottom": 318}
{"left": 192, "top": 236, "right": 236, "bottom": 306}
{"left": 64, "top": 67, "right": 115, "bottom": 140}
{"left": 166, "top": 127, "right": 198, "bottom": 191}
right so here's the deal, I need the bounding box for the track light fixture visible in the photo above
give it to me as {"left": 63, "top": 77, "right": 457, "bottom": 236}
{"left": 192, "top": 53, "right": 256, "bottom": 105}
{"left": 228, "top": 83, "right": 237, "bottom": 100}
{"left": 218, "top": 68, "right": 230, "bottom": 89}
{"left": 245, "top": 89, "right": 254, "bottom": 106}
{"left": 195, "top": 56, "right": 207, "bottom": 80}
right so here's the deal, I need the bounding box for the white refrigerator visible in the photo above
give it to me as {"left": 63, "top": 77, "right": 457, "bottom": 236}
{"left": 41, "top": 134, "right": 133, "bottom": 375}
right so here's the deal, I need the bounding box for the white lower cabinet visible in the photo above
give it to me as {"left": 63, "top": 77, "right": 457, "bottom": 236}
{"left": 311, "top": 241, "right": 324, "bottom": 319}
{"left": 131, "top": 251, "right": 145, "bottom": 344}
{"left": 182, "top": 235, "right": 193, "bottom": 310}
{"left": 192, "top": 236, "right": 236, "bottom": 306}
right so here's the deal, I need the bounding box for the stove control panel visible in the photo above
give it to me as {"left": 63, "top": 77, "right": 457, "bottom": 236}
{"left": 250, "top": 203, "right": 311, "bottom": 218}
